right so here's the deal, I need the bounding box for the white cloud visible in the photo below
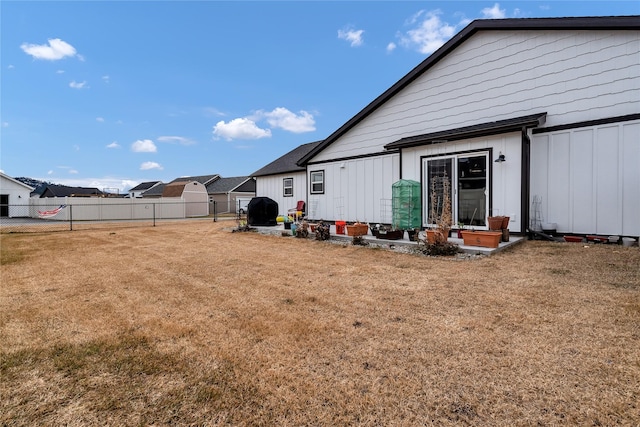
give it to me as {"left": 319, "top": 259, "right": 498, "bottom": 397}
{"left": 131, "top": 139, "right": 157, "bottom": 153}
{"left": 20, "top": 38, "right": 78, "bottom": 61}
{"left": 213, "top": 118, "right": 271, "bottom": 141}
{"left": 482, "top": 3, "right": 506, "bottom": 19}
{"left": 157, "top": 136, "right": 195, "bottom": 146}
{"left": 386, "top": 42, "right": 397, "bottom": 53}
{"left": 102, "top": 75, "right": 110, "bottom": 83}
{"left": 69, "top": 169, "right": 78, "bottom": 174}
{"left": 338, "top": 28, "right": 364, "bottom": 47}
{"left": 56, "top": 69, "right": 65, "bottom": 74}
{"left": 96, "top": 117, "right": 105, "bottom": 122}
{"left": 2, "top": 122, "right": 8, "bottom": 128}
{"left": 140, "top": 161, "right": 163, "bottom": 171}
{"left": 69, "top": 80, "right": 88, "bottom": 89}
{"left": 8, "top": 65, "right": 15, "bottom": 69}
{"left": 106, "top": 141, "right": 120, "bottom": 149}
{"left": 398, "top": 10, "right": 461, "bottom": 55}
{"left": 204, "top": 107, "right": 226, "bottom": 117}
{"left": 258, "top": 107, "right": 316, "bottom": 133}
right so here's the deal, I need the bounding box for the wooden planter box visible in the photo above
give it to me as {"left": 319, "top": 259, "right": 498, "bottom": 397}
{"left": 346, "top": 224, "right": 368, "bottom": 236}
{"left": 460, "top": 230, "right": 502, "bottom": 248}
{"left": 376, "top": 229, "right": 404, "bottom": 240}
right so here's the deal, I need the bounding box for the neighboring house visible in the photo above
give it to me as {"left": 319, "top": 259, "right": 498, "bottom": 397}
{"left": 0, "top": 172, "right": 34, "bottom": 217}
{"left": 296, "top": 16, "right": 639, "bottom": 237}
{"left": 161, "top": 180, "right": 209, "bottom": 217}
{"left": 205, "top": 176, "right": 256, "bottom": 213}
{"left": 32, "top": 183, "right": 104, "bottom": 198}
{"left": 252, "top": 140, "right": 322, "bottom": 217}
{"left": 128, "top": 181, "right": 162, "bottom": 198}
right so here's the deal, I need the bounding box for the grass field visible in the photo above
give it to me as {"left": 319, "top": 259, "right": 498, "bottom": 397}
{"left": 1, "top": 221, "right": 639, "bottom": 426}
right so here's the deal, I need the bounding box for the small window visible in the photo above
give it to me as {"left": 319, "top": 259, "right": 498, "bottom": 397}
{"left": 310, "top": 170, "right": 324, "bottom": 194}
{"left": 283, "top": 178, "right": 293, "bottom": 197}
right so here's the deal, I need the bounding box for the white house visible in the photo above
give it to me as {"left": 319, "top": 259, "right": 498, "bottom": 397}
{"left": 0, "top": 172, "right": 34, "bottom": 217}
{"left": 252, "top": 141, "right": 322, "bottom": 217}
{"left": 296, "top": 16, "right": 639, "bottom": 237}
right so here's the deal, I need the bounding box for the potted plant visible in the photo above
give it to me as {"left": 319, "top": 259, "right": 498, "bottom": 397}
{"left": 346, "top": 221, "right": 368, "bottom": 236}
{"left": 376, "top": 224, "right": 404, "bottom": 240}
{"left": 456, "top": 222, "right": 465, "bottom": 238}
{"left": 406, "top": 227, "right": 419, "bottom": 241}
{"left": 315, "top": 220, "right": 331, "bottom": 241}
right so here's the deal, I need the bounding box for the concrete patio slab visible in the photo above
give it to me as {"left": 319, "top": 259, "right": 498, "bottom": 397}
{"left": 252, "top": 223, "right": 524, "bottom": 255}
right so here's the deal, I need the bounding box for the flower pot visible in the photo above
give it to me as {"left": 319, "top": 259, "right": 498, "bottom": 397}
{"left": 622, "top": 237, "right": 636, "bottom": 247}
{"left": 377, "top": 230, "right": 404, "bottom": 240}
{"left": 335, "top": 221, "right": 346, "bottom": 235}
{"left": 488, "top": 216, "right": 504, "bottom": 231}
{"left": 346, "top": 223, "right": 368, "bottom": 236}
{"left": 501, "top": 217, "right": 510, "bottom": 229}
{"left": 460, "top": 230, "right": 502, "bottom": 248}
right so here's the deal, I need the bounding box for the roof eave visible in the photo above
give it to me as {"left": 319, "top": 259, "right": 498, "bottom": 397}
{"left": 384, "top": 112, "right": 547, "bottom": 150}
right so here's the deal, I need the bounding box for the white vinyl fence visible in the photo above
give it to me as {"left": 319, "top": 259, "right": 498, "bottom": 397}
{"left": 28, "top": 197, "right": 208, "bottom": 221}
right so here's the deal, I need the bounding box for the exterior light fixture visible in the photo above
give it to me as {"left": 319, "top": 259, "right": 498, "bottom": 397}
{"left": 495, "top": 152, "right": 506, "bottom": 163}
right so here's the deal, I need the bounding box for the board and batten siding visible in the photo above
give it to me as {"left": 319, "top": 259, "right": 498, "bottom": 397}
{"left": 256, "top": 172, "right": 307, "bottom": 216}
{"left": 531, "top": 120, "right": 640, "bottom": 236}
{"left": 312, "top": 30, "right": 639, "bottom": 162}
{"left": 306, "top": 153, "right": 399, "bottom": 223}
{"left": 401, "top": 133, "right": 523, "bottom": 232}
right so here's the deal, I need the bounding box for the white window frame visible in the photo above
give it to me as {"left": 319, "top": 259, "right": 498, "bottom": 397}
{"left": 283, "top": 177, "right": 293, "bottom": 197}
{"left": 310, "top": 170, "right": 324, "bottom": 195}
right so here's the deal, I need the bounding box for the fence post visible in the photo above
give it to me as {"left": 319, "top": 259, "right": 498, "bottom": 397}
{"left": 153, "top": 203, "right": 156, "bottom": 227}
{"left": 213, "top": 201, "right": 217, "bottom": 222}
{"left": 69, "top": 204, "right": 73, "bottom": 231}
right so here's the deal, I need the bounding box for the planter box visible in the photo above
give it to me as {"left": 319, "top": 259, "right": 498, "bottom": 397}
{"left": 460, "top": 230, "right": 502, "bottom": 248}
{"left": 346, "top": 224, "right": 368, "bottom": 236}
{"left": 377, "top": 230, "right": 404, "bottom": 240}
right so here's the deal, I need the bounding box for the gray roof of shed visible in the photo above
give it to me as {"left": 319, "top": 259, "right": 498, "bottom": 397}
{"left": 298, "top": 15, "right": 640, "bottom": 165}
{"left": 252, "top": 141, "right": 322, "bottom": 177}
{"left": 170, "top": 174, "right": 220, "bottom": 186}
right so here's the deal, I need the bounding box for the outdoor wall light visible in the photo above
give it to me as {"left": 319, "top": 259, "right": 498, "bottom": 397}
{"left": 495, "top": 152, "right": 506, "bottom": 163}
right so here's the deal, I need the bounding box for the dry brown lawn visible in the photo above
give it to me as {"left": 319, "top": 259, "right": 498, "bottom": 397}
{"left": 1, "top": 221, "right": 639, "bottom": 426}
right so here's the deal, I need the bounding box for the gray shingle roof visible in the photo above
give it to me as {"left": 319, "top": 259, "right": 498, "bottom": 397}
{"left": 251, "top": 141, "right": 322, "bottom": 177}
{"left": 206, "top": 176, "right": 255, "bottom": 194}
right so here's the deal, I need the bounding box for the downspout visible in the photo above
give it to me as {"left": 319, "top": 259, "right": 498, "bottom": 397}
{"left": 521, "top": 127, "right": 531, "bottom": 236}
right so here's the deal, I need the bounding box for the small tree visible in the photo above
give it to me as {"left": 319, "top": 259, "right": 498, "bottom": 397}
{"left": 429, "top": 173, "right": 452, "bottom": 244}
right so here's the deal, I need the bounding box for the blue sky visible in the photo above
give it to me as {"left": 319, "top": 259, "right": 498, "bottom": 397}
{"left": 2, "top": 1, "right": 638, "bottom": 192}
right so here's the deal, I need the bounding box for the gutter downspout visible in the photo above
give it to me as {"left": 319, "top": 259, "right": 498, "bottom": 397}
{"left": 521, "top": 127, "right": 531, "bottom": 236}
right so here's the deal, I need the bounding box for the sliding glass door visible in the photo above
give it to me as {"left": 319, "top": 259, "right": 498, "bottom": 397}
{"left": 424, "top": 152, "right": 489, "bottom": 228}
